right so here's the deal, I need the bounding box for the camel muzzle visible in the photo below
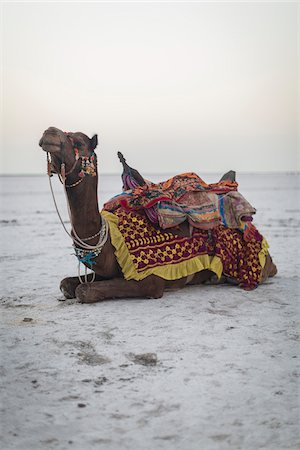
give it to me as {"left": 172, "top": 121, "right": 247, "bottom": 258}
{"left": 39, "top": 141, "right": 62, "bottom": 154}
{"left": 39, "top": 127, "right": 66, "bottom": 154}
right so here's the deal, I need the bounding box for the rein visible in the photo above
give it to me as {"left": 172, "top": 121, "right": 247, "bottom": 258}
{"left": 46, "top": 138, "right": 108, "bottom": 284}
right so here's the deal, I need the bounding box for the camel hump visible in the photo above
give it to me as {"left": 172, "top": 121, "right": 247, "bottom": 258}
{"left": 219, "top": 170, "right": 236, "bottom": 182}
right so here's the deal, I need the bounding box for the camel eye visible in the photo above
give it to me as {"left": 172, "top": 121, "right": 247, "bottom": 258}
{"left": 75, "top": 141, "right": 82, "bottom": 148}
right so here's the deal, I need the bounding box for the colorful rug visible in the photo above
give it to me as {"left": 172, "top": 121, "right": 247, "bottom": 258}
{"left": 104, "top": 172, "right": 237, "bottom": 211}
{"left": 102, "top": 208, "right": 268, "bottom": 291}
{"left": 157, "top": 192, "right": 221, "bottom": 230}
{"left": 218, "top": 191, "right": 256, "bottom": 228}
{"left": 103, "top": 172, "right": 259, "bottom": 234}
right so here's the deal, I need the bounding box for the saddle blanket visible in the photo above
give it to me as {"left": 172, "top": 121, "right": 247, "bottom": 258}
{"left": 102, "top": 208, "right": 268, "bottom": 291}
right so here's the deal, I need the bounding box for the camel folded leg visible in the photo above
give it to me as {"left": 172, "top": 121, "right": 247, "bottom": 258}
{"left": 60, "top": 274, "right": 106, "bottom": 299}
{"left": 187, "top": 269, "right": 222, "bottom": 285}
{"left": 260, "top": 253, "right": 277, "bottom": 284}
{"left": 75, "top": 275, "right": 165, "bottom": 303}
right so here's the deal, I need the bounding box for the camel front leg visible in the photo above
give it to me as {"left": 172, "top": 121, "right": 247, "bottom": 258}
{"left": 75, "top": 275, "right": 165, "bottom": 303}
{"left": 60, "top": 274, "right": 106, "bottom": 299}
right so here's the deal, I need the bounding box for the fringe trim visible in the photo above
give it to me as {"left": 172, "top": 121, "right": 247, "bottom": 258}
{"left": 258, "top": 238, "right": 269, "bottom": 269}
{"left": 102, "top": 211, "right": 223, "bottom": 281}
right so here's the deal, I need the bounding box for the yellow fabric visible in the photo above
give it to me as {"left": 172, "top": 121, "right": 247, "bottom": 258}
{"left": 102, "top": 210, "right": 223, "bottom": 281}
{"left": 258, "top": 238, "right": 269, "bottom": 269}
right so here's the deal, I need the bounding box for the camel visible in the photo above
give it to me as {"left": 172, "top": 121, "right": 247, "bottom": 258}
{"left": 39, "top": 127, "right": 277, "bottom": 303}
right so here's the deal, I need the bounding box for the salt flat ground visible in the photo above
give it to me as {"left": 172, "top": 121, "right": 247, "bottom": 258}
{"left": 0, "top": 173, "right": 299, "bottom": 450}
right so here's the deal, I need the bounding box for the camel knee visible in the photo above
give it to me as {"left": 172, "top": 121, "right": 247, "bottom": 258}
{"left": 61, "top": 274, "right": 105, "bottom": 301}
{"left": 60, "top": 277, "right": 80, "bottom": 299}
{"left": 75, "top": 283, "right": 100, "bottom": 303}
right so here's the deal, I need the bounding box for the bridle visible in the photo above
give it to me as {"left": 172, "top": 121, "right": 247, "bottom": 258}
{"left": 47, "top": 133, "right": 96, "bottom": 188}
{"left": 46, "top": 132, "right": 108, "bottom": 284}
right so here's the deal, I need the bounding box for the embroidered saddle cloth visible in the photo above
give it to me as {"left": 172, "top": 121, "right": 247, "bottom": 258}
{"left": 102, "top": 208, "right": 268, "bottom": 291}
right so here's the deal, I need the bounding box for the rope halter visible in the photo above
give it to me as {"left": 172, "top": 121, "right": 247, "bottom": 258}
{"left": 46, "top": 132, "right": 108, "bottom": 284}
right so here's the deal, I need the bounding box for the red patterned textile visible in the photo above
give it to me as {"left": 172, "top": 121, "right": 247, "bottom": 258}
{"left": 113, "top": 208, "right": 263, "bottom": 290}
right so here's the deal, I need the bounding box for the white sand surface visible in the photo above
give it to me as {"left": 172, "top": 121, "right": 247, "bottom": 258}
{"left": 0, "top": 173, "right": 299, "bottom": 450}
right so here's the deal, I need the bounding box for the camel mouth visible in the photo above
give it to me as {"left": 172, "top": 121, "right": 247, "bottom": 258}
{"left": 39, "top": 127, "right": 66, "bottom": 153}
{"left": 42, "top": 142, "right": 61, "bottom": 148}
{"left": 40, "top": 142, "right": 61, "bottom": 154}
{"left": 39, "top": 135, "right": 62, "bottom": 153}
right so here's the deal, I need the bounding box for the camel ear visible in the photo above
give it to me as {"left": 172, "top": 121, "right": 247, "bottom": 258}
{"left": 90, "top": 134, "right": 98, "bottom": 150}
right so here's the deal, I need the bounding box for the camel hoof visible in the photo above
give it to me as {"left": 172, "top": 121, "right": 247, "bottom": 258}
{"left": 75, "top": 284, "right": 104, "bottom": 303}
{"left": 60, "top": 278, "right": 77, "bottom": 299}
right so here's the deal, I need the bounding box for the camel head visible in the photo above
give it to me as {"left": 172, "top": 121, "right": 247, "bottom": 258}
{"left": 39, "top": 127, "right": 98, "bottom": 181}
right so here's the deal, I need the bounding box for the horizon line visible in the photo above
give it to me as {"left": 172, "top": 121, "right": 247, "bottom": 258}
{"left": 0, "top": 170, "right": 299, "bottom": 177}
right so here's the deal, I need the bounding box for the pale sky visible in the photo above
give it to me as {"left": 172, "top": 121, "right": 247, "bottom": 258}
{"left": 0, "top": 1, "right": 299, "bottom": 175}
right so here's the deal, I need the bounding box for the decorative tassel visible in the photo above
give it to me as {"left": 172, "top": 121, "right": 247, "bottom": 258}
{"left": 47, "top": 161, "right": 53, "bottom": 177}
{"left": 47, "top": 153, "right": 53, "bottom": 177}
{"left": 79, "top": 152, "right": 97, "bottom": 177}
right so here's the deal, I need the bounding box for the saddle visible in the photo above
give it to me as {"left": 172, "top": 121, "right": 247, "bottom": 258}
{"left": 103, "top": 153, "right": 258, "bottom": 240}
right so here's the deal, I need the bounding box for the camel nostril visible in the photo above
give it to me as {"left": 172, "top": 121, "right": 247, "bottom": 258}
{"left": 39, "top": 137, "right": 43, "bottom": 147}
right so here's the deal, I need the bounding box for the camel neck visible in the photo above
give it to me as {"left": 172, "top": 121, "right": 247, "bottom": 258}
{"left": 65, "top": 176, "right": 102, "bottom": 245}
